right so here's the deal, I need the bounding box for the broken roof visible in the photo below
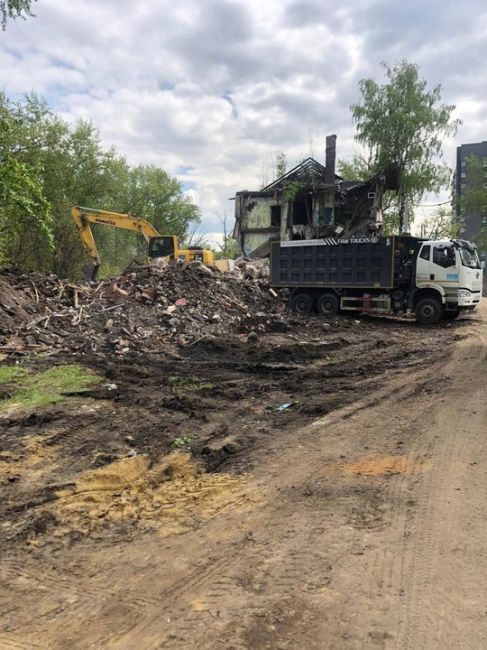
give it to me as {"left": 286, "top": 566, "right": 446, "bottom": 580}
{"left": 262, "top": 157, "right": 342, "bottom": 191}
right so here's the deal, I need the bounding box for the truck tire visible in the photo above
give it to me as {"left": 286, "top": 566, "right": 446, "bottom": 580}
{"left": 415, "top": 297, "right": 443, "bottom": 325}
{"left": 290, "top": 291, "right": 314, "bottom": 314}
{"left": 317, "top": 292, "right": 339, "bottom": 317}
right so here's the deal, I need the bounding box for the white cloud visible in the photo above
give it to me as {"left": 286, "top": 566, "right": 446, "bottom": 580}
{"left": 1, "top": 0, "right": 486, "bottom": 234}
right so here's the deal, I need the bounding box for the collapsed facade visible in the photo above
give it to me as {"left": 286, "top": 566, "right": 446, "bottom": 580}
{"left": 233, "top": 135, "right": 398, "bottom": 258}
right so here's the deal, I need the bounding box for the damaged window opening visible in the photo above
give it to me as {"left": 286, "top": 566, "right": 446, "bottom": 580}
{"left": 270, "top": 205, "right": 281, "bottom": 228}
{"left": 291, "top": 194, "right": 312, "bottom": 226}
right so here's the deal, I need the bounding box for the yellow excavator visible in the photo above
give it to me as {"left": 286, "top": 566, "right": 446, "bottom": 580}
{"left": 72, "top": 206, "right": 214, "bottom": 280}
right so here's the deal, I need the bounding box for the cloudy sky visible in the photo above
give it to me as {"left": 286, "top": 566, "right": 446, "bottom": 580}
{"left": 1, "top": 0, "right": 487, "bottom": 235}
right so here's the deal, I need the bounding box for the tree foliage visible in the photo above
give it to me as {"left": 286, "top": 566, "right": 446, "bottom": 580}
{"left": 0, "top": 93, "right": 201, "bottom": 277}
{"left": 337, "top": 154, "right": 373, "bottom": 183}
{"left": 419, "top": 206, "right": 460, "bottom": 240}
{"left": 1, "top": 0, "right": 35, "bottom": 29}
{"left": 275, "top": 151, "right": 287, "bottom": 178}
{"left": 0, "top": 93, "right": 53, "bottom": 269}
{"left": 344, "top": 61, "right": 460, "bottom": 232}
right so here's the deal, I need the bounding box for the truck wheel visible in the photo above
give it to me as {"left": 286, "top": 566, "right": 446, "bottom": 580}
{"left": 317, "top": 292, "right": 339, "bottom": 317}
{"left": 443, "top": 309, "right": 460, "bottom": 320}
{"left": 415, "top": 297, "right": 443, "bottom": 325}
{"left": 290, "top": 291, "right": 314, "bottom": 314}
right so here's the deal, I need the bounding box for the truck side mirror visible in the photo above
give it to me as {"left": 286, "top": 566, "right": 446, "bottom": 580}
{"left": 481, "top": 260, "right": 486, "bottom": 270}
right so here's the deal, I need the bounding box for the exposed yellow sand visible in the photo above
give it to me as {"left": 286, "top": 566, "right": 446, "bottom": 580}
{"left": 52, "top": 452, "right": 252, "bottom": 538}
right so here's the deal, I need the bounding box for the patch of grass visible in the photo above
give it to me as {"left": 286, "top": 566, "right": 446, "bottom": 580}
{"left": 196, "top": 382, "right": 215, "bottom": 391}
{"left": 0, "top": 364, "right": 102, "bottom": 411}
{"left": 0, "top": 366, "right": 28, "bottom": 383}
{"left": 168, "top": 375, "right": 191, "bottom": 389}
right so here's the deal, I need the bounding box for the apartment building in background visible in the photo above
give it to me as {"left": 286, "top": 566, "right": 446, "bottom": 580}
{"left": 455, "top": 140, "right": 487, "bottom": 274}
{"left": 455, "top": 142, "right": 487, "bottom": 234}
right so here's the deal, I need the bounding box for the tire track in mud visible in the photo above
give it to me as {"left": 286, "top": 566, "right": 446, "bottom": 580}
{"left": 347, "top": 433, "right": 435, "bottom": 647}
{"left": 111, "top": 320, "right": 485, "bottom": 650}
{"left": 0, "top": 560, "right": 159, "bottom": 648}
{"left": 0, "top": 316, "right": 481, "bottom": 649}
{"left": 137, "top": 510, "right": 335, "bottom": 649}
{"left": 309, "top": 325, "right": 487, "bottom": 650}
{"left": 394, "top": 332, "right": 487, "bottom": 650}
{"left": 111, "top": 374, "right": 442, "bottom": 649}
{"left": 77, "top": 352, "right": 454, "bottom": 649}
{"left": 0, "top": 638, "right": 41, "bottom": 650}
{"left": 0, "top": 474, "right": 256, "bottom": 649}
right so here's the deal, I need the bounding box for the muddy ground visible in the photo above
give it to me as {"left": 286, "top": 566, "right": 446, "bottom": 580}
{"left": 1, "top": 315, "right": 458, "bottom": 543}
{"left": 0, "top": 307, "right": 486, "bottom": 649}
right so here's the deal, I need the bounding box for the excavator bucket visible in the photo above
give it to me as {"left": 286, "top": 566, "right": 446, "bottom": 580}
{"left": 83, "top": 262, "right": 100, "bottom": 282}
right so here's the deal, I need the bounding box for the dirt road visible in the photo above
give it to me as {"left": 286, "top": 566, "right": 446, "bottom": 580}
{"left": 1, "top": 303, "right": 486, "bottom": 649}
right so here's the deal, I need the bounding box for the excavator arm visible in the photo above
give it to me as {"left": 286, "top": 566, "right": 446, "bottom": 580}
{"left": 72, "top": 206, "right": 162, "bottom": 280}
{"left": 72, "top": 205, "right": 214, "bottom": 280}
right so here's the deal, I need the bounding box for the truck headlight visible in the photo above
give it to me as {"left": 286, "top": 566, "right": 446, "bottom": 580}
{"left": 458, "top": 289, "right": 471, "bottom": 297}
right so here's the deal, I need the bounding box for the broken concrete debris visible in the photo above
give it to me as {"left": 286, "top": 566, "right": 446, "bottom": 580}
{"left": 0, "top": 260, "right": 285, "bottom": 355}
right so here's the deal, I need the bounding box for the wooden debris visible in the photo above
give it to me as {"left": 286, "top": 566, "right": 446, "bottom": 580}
{"left": 0, "top": 262, "right": 286, "bottom": 355}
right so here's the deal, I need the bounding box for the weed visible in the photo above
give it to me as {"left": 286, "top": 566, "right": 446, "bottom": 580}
{"left": 171, "top": 435, "right": 196, "bottom": 450}
{"left": 168, "top": 375, "right": 191, "bottom": 389}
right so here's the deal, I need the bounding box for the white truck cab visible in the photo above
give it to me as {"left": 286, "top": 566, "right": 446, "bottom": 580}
{"left": 415, "top": 239, "right": 483, "bottom": 315}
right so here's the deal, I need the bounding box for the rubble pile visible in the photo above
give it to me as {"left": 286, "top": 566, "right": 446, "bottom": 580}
{"left": 0, "top": 262, "right": 285, "bottom": 355}
{"left": 234, "top": 257, "right": 269, "bottom": 280}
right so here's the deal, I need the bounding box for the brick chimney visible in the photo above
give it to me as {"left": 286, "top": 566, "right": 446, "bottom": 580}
{"left": 325, "top": 134, "right": 337, "bottom": 184}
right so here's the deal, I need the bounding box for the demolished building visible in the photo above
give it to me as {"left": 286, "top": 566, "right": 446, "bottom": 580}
{"left": 233, "top": 135, "right": 398, "bottom": 258}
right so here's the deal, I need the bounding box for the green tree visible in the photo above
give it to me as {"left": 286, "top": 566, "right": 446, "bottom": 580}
{"left": 0, "top": 92, "right": 202, "bottom": 278}
{"left": 0, "top": 157, "right": 52, "bottom": 269}
{"left": 0, "top": 93, "right": 53, "bottom": 269}
{"left": 275, "top": 151, "right": 287, "bottom": 178}
{"left": 346, "top": 61, "right": 460, "bottom": 232}
{"left": 210, "top": 239, "right": 237, "bottom": 260}
{"left": 117, "top": 164, "right": 199, "bottom": 239}
{"left": 338, "top": 152, "right": 375, "bottom": 183}
{"left": 419, "top": 206, "right": 460, "bottom": 240}
{"left": 1, "top": 0, "right": 35, "bottom": 29}
{"left": 47, "top": 120, "right": 131, "bottom": 277}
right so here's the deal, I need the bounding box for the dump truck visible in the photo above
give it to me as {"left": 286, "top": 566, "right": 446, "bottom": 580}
{"left": 72, "top": 206, "right": 214, "bottom": 280}
{"left": 270, "top": 236, "right": 483, "bottom": 324}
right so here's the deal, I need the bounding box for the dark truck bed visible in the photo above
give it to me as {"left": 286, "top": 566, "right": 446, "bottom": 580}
{"left": 270, "top": 236, "right": 418, "bottom": 289}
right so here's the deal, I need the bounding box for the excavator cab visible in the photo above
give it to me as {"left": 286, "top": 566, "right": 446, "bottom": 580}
{"left": 148, "top": 236, "right": 177, "bottom": 261}
{"left": 148, "top": 236, "right": 214, "bottom": 266}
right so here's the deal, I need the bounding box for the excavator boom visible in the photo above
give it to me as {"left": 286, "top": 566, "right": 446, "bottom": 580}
{"left": 72, "top": 205, "right": 213, "bottom": 280}
{"left": 72, "top": 206, "right": 165, "bottom": 280}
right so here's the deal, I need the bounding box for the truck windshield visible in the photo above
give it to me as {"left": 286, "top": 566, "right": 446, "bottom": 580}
{"left": 459, "top": 247, "right": 481, "bottom": 269}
